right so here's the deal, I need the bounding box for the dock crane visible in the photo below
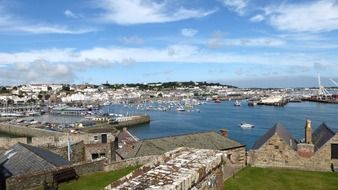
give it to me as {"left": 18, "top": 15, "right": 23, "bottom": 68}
{"left": 317, "top": 74, "right": 331, "bottom": 99}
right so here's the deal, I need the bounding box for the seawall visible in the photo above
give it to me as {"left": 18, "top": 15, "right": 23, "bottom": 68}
{"left": 83, "top": 115, "right": 150, "bottom": 133}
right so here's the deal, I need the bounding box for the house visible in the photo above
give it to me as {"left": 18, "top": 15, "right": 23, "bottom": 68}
{"left": 248, "top": 119, "right": 338, "bottom": 171}
{"left": 0, "top": 142, "right": 70, "bottom": 189}
{"left": 116, "top": 130, "right": 246, "bottom": 165}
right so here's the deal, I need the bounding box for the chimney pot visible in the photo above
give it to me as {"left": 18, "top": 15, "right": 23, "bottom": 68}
{"left": 220, "top": 129, "right": 228, "bottom": 138}
{"left": 305, "top": 119, "right": 312, "bottom": 144}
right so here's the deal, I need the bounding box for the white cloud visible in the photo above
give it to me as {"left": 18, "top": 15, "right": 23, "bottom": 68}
{"left": 250, "top": 14, "right": 264, "bottom": 22}
{"left": 96, "top": 0, "right": 216, "bottom": 25}
{"left": 0, "top": 5, "right": 93, "bottom": 34}
{"left": 1, "top": 45, "right": 338, "bottom": 84}
{"left": 0, "top": 45, "right": 335, "bottom": 67}
{"left": 181, "top": 28, "right": 198, "bottom": 37}
{"left": 219, "top": 0, "right": 249, "bottom": 15}
{"left": 224, "top": 37, "right": 285, "bottom": 47}
{"left": 0, "top": 60, "right": 76, "bottom": 84}
{"left": 14, "top": 25, "right": 95, "bottom": 34}
{"left": 64, "top": 9, "right": 78, "bottom": 18}
{"left": 265, "top": 0, "right": 338, "bottom": 33}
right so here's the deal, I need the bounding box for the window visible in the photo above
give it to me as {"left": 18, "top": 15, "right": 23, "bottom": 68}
{"left": 91, "top": 153, "right": 99, "bottom": 160}
{"left": 100, "top": 153, "right": 106, "bottom": 158}
{"left": 93, "top": 136, "right": 98, "bottom": 141}
{"left": 331, "top": 144, "right": 338, "bottom": 159}
{"left": 101, "top": 134, "right": 107, "bottom": 143}
{"left": 27, "top": 137, "right": 32, "bottom": 144}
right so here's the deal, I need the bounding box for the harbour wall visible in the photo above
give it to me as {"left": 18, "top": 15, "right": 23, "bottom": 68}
{"left": 83, "top": 115, "right": 150, "bottom": 133}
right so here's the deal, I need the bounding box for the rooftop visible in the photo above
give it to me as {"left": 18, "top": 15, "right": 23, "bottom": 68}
{"left": 117, "top": 131, "right": 244, "bottom": 159}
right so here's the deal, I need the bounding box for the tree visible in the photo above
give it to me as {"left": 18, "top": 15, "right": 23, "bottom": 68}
{"left": 62, "top": 85, "right": 70, "bottom": 91}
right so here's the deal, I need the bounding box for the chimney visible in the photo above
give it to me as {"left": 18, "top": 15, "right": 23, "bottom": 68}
{"left": 220, "top": 129, "right": 228, "bottom": 138}
{"left": 110, "top": 137, "right": 119, "bottom": 162}
{"left": 305, "top": 119, "right": 312, "bottom": 144}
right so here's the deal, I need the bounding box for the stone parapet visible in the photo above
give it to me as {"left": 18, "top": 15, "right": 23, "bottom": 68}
{"left": 104, "top": 147, "right": 237, "bottom": 190}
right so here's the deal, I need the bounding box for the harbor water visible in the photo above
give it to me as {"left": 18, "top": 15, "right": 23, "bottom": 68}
{"left": 1, "top": 101, "right": 337, "bottom": 149}
{"left": 105, "top": 101, "right": 338, "bottom": 149}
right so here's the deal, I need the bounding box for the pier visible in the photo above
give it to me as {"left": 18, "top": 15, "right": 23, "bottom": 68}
{"left": 80, "top": 115, "right": 150, "bottom": 133}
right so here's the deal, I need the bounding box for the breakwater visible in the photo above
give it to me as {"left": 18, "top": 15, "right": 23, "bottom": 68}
{"left": 82, "top": 115, "right": 150, "bottom": 133}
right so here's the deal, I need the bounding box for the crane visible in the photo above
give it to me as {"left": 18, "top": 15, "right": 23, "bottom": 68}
{"left": 317, "top": 74, "right": 331, "bottom": 98}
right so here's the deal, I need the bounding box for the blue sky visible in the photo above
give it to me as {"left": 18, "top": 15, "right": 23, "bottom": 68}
{"left": 0, "top": 0, "right": 338, "bottom": 87}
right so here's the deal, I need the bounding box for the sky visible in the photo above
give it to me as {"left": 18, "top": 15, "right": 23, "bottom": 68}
{"left": 0, "top": 0, "right": 338, "bottom": 88}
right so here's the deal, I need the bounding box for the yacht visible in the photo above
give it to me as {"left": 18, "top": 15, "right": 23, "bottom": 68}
{"left": 239, "top": 122, "right": 254, "bottom": 129}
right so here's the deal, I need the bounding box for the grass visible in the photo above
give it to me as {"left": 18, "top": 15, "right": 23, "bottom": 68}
{"left": 37, "top": 166, "right": 138, "bottom": 190}
{"left": 224, "top": 167, "right": 338, "bottom": 190}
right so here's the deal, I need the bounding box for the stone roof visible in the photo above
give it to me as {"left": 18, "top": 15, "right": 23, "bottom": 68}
{"left": 252, "top": 123, "right": 297, "bottom": 150}
{"left": 312, "top": 123, "right": 335, "bottom": 151}
{"left": 0, "top": 143, "right": 70, "bottom": 177}
{"left": 116, "top": 131, "right": 244, "bottom": 159}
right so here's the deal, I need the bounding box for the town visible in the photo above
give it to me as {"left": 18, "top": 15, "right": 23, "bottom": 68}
{"left": 0, "top": 81, "right": 337, "bottom": 189}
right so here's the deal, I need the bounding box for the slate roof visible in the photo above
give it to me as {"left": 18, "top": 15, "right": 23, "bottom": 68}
{"left": 116, "top": 131, "right": 244, "bottom": 159}
{"left": 0, "top": 143, "right": 70, "bottom": 177}
{"left": 252, "top": 123, "right": 297, "bottom": 150}
{"left": 312, "top": 123, "right": 335, "bottom": 151}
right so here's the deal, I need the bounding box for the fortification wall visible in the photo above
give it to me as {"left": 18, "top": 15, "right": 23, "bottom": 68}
{"left": 104, "top": 147, "right": 243, "bottom": 190}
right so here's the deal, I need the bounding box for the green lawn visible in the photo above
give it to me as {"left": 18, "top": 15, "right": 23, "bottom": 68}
{"left": 37, "top": 166, "right": 138, "bottom": 190}
{"left": 224, "top": 167, "right": 338, "bottom": 190}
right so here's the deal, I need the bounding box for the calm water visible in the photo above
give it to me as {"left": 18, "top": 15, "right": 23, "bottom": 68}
{"left": 106, "top": 101, "right": 338, "bottom": 149}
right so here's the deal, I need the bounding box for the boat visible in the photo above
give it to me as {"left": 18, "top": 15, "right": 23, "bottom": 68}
{"left": 234, "top": 100, "right": 241, "bottom": 106}
{"left": 239, "top": 122, "right": 254, "bottom": 128}
{"left": 214, "top": 99, "right": 221, "bottom": 103}
{"left": 176, "top": 107, "right": 185, "bottom": 112}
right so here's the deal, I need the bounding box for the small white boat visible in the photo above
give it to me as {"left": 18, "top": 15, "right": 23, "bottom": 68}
{"left": 176, "top": 107, "right": 185, "bottom": 112}
{"left": 234, "top": 100, "right": 241, "bottom": 106}
{"left": 239, "top": 122, "right": 254, "bottom": 128}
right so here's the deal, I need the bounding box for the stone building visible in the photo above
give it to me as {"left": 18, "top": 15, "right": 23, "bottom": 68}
{"left": 116, "top": 130, "right": 246, "bottom": 166}
{"left": 248, "top": 119, "right": 338, "bottom": 171}
{"left": 0, "top": 143, "right": 70, "bottom": 190}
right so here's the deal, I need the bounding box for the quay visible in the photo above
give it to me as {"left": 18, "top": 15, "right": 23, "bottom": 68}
{"left": 80, "top": 115, "right": 150, "bottom": 133}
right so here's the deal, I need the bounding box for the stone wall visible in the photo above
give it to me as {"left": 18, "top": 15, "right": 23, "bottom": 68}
{"left": 85, "top": 143, "right": 112, "bottom": 162}
{"left": 104, "top": 147, "right": 244, "bottom": 190}
{"left": 223, "top": 147, "right": 246, "bottom": 166}
{"left": 103, "top": 155, "right": 158, "bottom": 172}
{"left": 52, "top": 141, "right": 86, "bottom": 163}
{"left": 0, "top": 123, "right": 63, "bottom": 137}
{"left": 0, "top": 132, "right": 116, "bottom": 149}
{"left": 248, "top": 133, "right": 338, "bottom": 171}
